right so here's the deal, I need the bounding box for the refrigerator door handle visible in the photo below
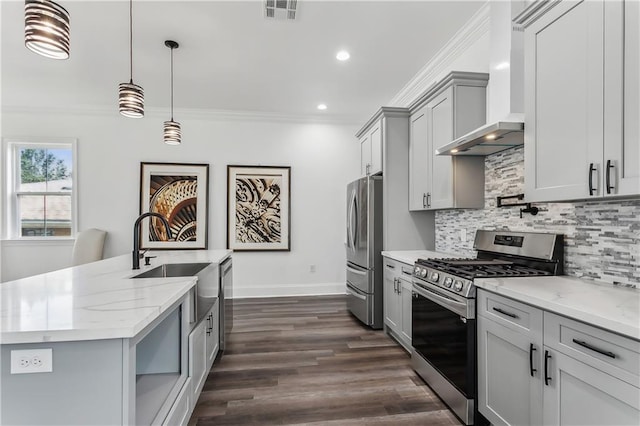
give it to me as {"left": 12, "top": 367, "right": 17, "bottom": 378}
{"left": 347, "top": 189, "right": 358, "bottom": 251}
{"left": 352, "top": 193, "right": 358, "bottom": 250}
{"left": 347, "top": 265, "right": 367, "bottom": 276}
{"left": 347, "top": 191, "right": 353, "bottom": 249}
{"left": 346, "top": 286, "right": 367, "bottom": 301}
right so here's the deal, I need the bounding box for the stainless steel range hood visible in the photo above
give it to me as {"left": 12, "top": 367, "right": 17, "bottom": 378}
{"left": 435, "top": 120, "right": 523, "bottom": 156}
{"left": 437, "top": 0, "right": 526, "bottom": 156}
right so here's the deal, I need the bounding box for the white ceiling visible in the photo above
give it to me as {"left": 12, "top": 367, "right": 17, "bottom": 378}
{"left": 1, "top": 0, "right": 484, "bottom": 122}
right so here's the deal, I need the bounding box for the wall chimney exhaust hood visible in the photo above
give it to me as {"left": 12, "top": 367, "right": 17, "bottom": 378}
{"left": 437, "top": 0, "right": 525, "bottom": 156}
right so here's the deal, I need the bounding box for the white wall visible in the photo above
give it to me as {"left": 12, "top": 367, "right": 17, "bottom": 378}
{"left": 1, "top": 109, "right": 360, "bottom": 297}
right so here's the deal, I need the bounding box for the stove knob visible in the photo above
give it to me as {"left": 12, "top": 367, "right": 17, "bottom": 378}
{"left": 444, "top": 277, "right": 453, "bottom": 288}
{"left": 430, "top": 272, "right": 440, "bottom": 282}
{"left": 414, "top": 266, "right": 420, "bottom": 275}
{"left": 453, "top": 280, "right": 464, "bottom": 292}
{"left": 420, "top": 269, "right": 428, "bottom": 278}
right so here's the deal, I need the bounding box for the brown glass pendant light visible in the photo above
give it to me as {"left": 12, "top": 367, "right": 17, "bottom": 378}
{"left": 118, "top": 0, "right": 144, "bottom": 118}
{"left": 164, "top": 40, "right": 181, "bottom": 145}
{"left": 24, "top": 0, "right": 70, "bottom": 60}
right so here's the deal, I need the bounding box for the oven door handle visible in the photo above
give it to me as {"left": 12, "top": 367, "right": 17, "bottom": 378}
{"left": 412, "top": 281, "right": 470, "bottom": 318}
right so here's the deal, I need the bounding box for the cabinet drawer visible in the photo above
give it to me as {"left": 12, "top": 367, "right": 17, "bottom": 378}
{"left": 477, "top": 290, "right": 543, "bottom": 336}
{"left": 383, "top": 258, "right": 413, "bottom": 277}
{"left": 544, "top": 312, "right": 640, "bottom": 386}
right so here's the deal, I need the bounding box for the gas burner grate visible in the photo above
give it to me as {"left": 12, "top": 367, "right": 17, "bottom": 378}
{"left": 416, "top": 258, "right": 552, "bottom": 280}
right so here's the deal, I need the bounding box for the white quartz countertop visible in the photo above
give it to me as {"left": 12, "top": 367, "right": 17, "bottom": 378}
{"left": 0, "top": 250, "right": 231, "bottom": 345}
{"left": 381, "top": 250, "right": 461, "bottom": 266}
{"left": 475, "top": 276, "right": 640, "bottom": 341}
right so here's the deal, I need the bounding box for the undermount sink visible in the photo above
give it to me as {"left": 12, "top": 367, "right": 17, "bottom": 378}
{"left": 131, "top": 263, "right": 212, "bottom": 279}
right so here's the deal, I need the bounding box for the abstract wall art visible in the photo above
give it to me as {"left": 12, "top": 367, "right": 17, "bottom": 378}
{"left": 140, "top": 162, "right": 209, "bottom": 249}
{"left": 227, "top": 165, "right": 290, "bottom": 251}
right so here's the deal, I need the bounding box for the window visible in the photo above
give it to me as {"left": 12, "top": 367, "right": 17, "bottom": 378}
{"left": 4, "top": 139, "right": 77, "bottom": 239}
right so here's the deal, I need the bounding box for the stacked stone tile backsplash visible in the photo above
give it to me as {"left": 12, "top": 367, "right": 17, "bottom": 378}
{"left": 435, "top": 146, "right": 640, "bottom": 288}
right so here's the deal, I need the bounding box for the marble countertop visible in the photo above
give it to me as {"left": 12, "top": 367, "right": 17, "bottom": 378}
{"left": 475, "top": 276, "right": 640, "bottom": 341}
{"left": 0, "top": 250, "right": 231, "bottom": 345}
{"left": 381, "top": 250, "right": 462, "bottom": 265}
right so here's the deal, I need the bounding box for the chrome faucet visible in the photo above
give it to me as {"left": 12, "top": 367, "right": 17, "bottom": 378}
{"left": 133, "top": 212, "right": 173, "bottom": 269}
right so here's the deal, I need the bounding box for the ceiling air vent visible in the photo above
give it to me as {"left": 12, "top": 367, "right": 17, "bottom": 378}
{"left": 264, "top": 0, "right": 298, "bottom": 20}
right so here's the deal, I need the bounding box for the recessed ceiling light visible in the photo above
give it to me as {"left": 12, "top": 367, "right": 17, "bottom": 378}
{"left": 317, "top": 104, "right": 327, "bottom": 110}
{"left": 336, "top": 50, "right": 350, "bottom": 61}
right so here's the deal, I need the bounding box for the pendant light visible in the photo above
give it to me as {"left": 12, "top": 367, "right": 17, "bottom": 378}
{"left": 164, "top": 40, "right": 181, "bottom": 145}
{"left": 118, "top": 0, "right": 144, "bottom": 118}
{"left": 24, "top": 0, "right": 70, "bottom": 60}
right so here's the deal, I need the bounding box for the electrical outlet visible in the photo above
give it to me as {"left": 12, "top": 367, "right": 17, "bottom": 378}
{"left": 309, "top": 264, "right": 316, "bottom": 273}
{"left": 11, "top": 349, "right": 53, "bottom": 374}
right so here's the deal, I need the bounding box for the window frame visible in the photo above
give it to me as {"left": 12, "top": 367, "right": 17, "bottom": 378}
{"left": 2, "top": 137, "right": 78, "bottom": 240}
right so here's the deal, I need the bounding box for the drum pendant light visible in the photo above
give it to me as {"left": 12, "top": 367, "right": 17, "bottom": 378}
{"left": 24, "top": 0, "right": 70, "bottom": 60}
{"left": 118, "top": 0, "right": 144, "bottom": 118}
{"left": 164, "top": 40, "right": 181, "bottom": 145}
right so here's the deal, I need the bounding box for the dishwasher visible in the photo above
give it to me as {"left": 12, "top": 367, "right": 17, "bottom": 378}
{"left": 219, "top": 257, "right": 233, "bottom": 351}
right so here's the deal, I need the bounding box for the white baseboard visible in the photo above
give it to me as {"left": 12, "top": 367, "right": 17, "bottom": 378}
{"left": 232, "top": 282, "right": 345, "bottom": 299}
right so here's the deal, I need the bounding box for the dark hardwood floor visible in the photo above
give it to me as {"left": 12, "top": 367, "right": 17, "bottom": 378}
{"left": 189, "top": 295, "right": 461, "bottom": 426}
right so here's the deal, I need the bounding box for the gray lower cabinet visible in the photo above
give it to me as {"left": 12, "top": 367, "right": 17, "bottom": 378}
{"left": 477, "top": 289, "right": 640, "bottom": 426}
{"left": 382, "top": 257, "right": 412, "bottom": 351}
{"left": 189, "top": 299, "right": 220, "bottom": 408}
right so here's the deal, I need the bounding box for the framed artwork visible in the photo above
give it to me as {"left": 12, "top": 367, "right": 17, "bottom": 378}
{"left": 139, "top": 162, "right": 209, "bottom": 250}
{"left": 227, "top": 165, "right": 290, "bottom": 251}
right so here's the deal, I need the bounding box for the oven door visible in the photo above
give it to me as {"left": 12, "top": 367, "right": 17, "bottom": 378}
{"left": 411, "top": 279, "right": 476, "bottom": 398}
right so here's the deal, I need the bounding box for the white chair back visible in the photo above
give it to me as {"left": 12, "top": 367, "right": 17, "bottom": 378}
{"left": 72, "top": 228, "right": 107, "bottom": 266}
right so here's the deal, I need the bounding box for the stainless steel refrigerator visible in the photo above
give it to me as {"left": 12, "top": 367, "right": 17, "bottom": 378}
{"left": 345, "top": 175, "right": 383, "bottom": 329}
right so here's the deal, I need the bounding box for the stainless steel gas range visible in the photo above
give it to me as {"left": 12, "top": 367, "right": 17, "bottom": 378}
{"left": 411, "top": 230, "right": 564, "bottom": 425}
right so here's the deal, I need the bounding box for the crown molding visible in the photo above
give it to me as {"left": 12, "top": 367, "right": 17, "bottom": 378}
{"left": 1, "top": 104, "right": 362, "bottom": 126}
{"left": 388, "top": 1, "right": 491, "bottom": 108}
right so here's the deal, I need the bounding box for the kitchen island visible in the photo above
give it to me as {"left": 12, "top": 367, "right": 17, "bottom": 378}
{"left": 1, "top": 249, "right": 231, "bottom": 426}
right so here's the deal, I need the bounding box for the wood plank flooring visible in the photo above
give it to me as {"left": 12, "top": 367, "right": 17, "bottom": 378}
{"left": 189, "top": 295, "right": 461, "bottom": 426}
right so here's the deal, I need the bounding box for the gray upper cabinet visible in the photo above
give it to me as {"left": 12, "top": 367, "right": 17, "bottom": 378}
{"left": 520, "top": 0, "right": 640, "bottom": 202}
{"left": 409, "top": 71, "right": 488, "bottom": 211}
{"left": 358, "top": 118, "right": 382, "bottom": 177}
{"left": 356, "top": 107, "right": 435, "bottom": 251}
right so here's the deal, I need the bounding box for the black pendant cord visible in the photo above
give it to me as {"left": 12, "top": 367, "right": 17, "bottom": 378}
{"left": 170, "top": 46, "right": 174, "bottom": 120}
{"left": 129, "top": 0, "right": 134, "bottom": 83}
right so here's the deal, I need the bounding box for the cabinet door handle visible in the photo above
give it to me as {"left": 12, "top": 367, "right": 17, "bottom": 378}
{"left": 572, "top": 338, "right": 616, "bottom": 359}
{"left": 544, "top": 350, "right": 552, "bottom": 386}
{"left": 492, "top": 307, "right": 519, "bottom": 319}
{"left": 606, "top": 160, "right": 615, "bottom": 194}
{"left": 588, "top": 163, "right": 597, "bottom": 196}
{"left": 394, "top": 278, "right": 398, "bottom": 293}
{"left": 426, "top": 192, "right": 431, "bottom": 207}
{"left": 397, "top": 281, "right": 402, "bottom": 295}
{"left": 529, "top": 344, "right": 537, "bottom": 377}
{"left": 386, "top": 264, "right": 395, "bottom": 269}
{"left": 422, "top": 193, "right": 427, "bottom": 208}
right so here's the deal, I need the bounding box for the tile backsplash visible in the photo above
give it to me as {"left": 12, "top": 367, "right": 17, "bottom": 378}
{"left": 435, "top": 146, "right": 640, "bottom": 288}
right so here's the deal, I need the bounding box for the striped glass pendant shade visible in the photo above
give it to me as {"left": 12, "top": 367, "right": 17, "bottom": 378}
{"left": 24, "top": 0, "right": 70, "bottom": 60}
{"left": 119, "top": 82, "right": 144, "bottom": 118}
{"left": 163, "top": 120, "right": 181, "bottom": 145}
